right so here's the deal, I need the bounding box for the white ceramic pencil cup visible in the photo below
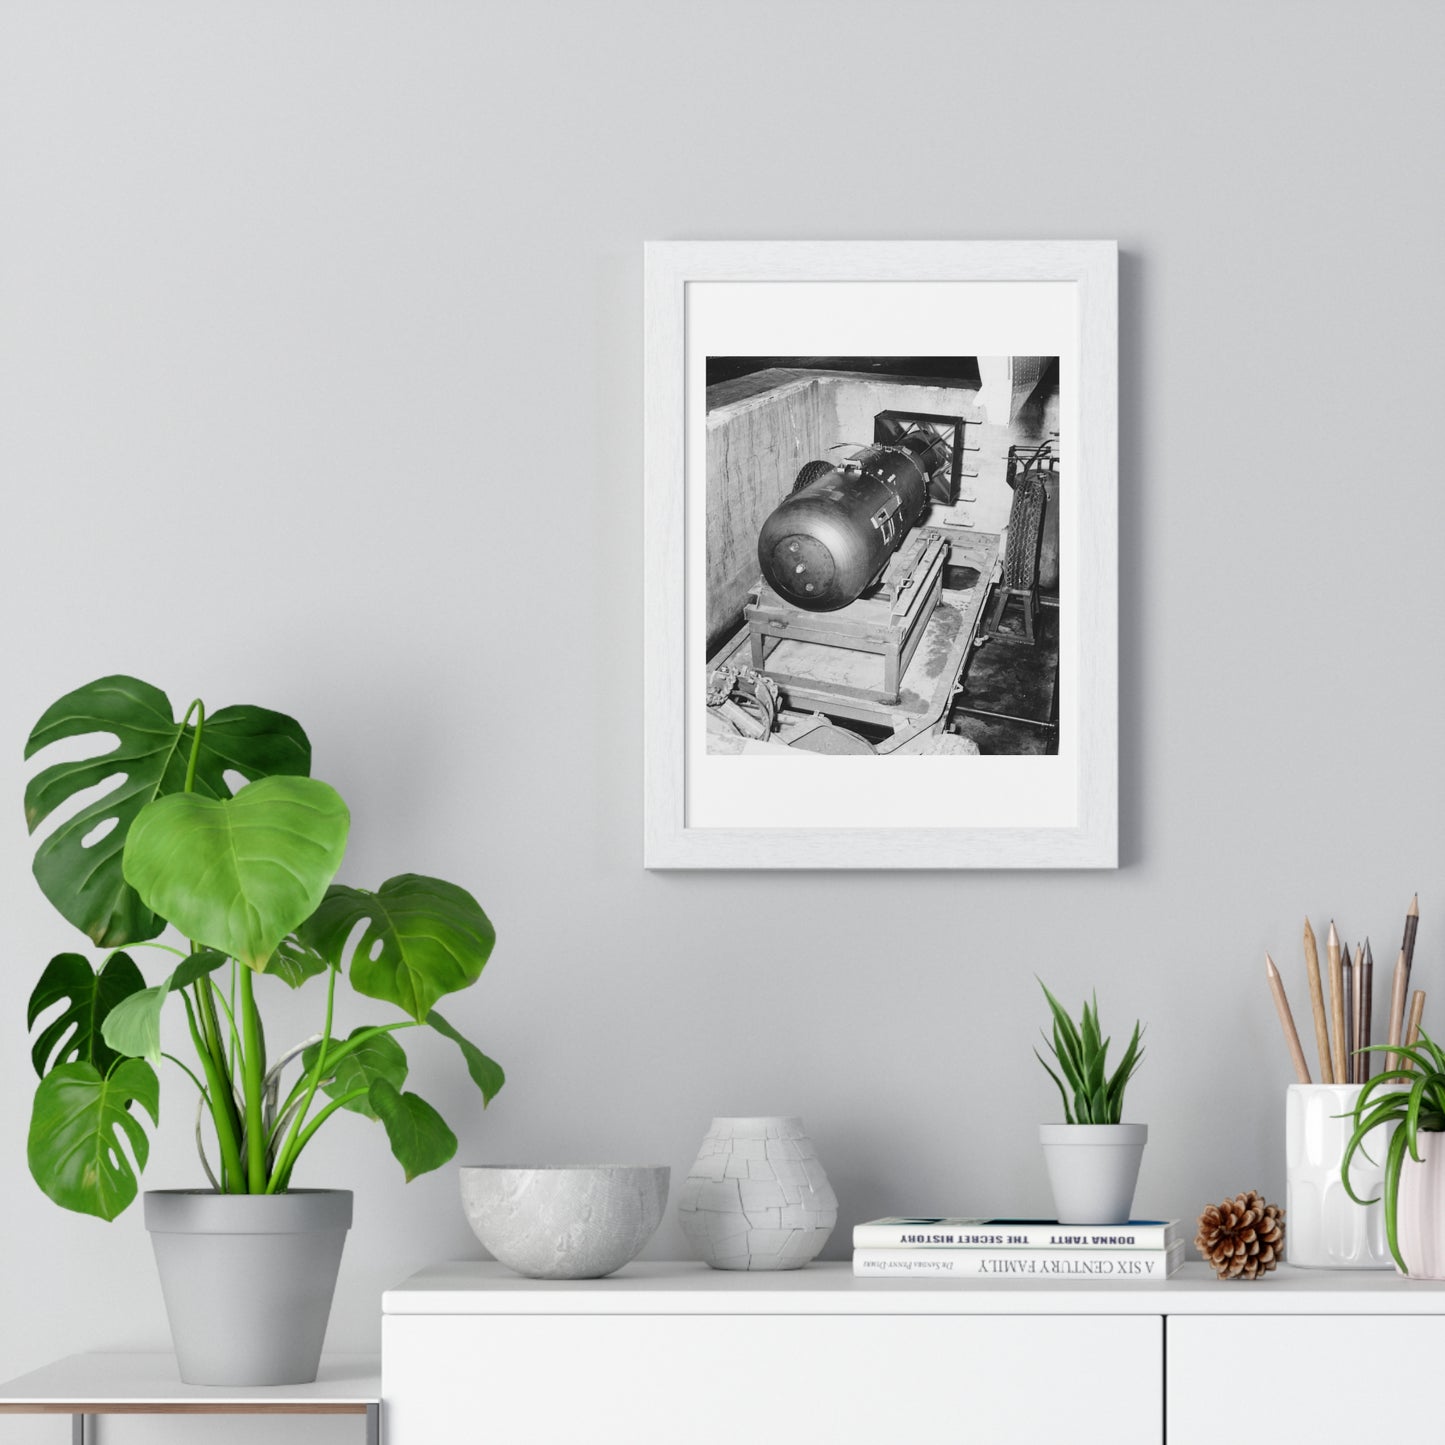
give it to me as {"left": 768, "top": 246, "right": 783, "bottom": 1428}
{"left": 1285, "top": 1083, "right": 1394, "bottom": 1269}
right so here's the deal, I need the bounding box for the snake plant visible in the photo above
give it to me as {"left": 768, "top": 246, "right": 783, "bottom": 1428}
{"left": 1342, "top": 1030, "right": 1445, "bottom": 1273}
{"left": 1034, "top": 980, "right": 1145, "bottom": 1125}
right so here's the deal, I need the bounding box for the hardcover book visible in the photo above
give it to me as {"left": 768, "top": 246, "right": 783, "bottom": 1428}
{"left": 852, "top": 1217, "right": 1182, "bottom": 1250}
{"left": 853, "top": 1240, "right": 1186, "bottom": 1279}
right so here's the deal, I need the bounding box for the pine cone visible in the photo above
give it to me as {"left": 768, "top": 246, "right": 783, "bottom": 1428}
{"left": 1195, "top": 1189, "right": 1285, "bottom": 1280}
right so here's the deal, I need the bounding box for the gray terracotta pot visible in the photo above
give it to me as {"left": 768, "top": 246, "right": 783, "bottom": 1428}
{"left": 144, "top": 1189, "right": 351, "bottom": 1385}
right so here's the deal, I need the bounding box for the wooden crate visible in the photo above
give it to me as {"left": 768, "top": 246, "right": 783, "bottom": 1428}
{"left": 744, "top": 532, "right": 949, "bottom": 707}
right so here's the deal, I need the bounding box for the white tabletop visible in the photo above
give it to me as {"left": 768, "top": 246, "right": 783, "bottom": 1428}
{"left": 0, "top": 1353, "right": 380, "bottom": 1412}
{"left": 383, "top": 1258, "right": 1445, "bottom": 1316}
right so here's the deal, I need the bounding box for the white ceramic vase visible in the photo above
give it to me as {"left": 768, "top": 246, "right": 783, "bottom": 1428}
{"left": 1285, "top": 1083, "right": 1393, "bottom": 1269}
{"left": 1039, "top": 1123, "right": 1147, "bottom": 1224}
{"left": 676, "top": 1117, "right": 837, "bottom": 1270}
{"left": 1395, "top": 1127, "right": 1445, "bottom": 1279}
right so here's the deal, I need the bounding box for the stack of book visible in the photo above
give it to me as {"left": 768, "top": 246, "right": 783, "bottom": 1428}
{"left": 852, "top": 1217, "right": 1185, "bottom": 1278}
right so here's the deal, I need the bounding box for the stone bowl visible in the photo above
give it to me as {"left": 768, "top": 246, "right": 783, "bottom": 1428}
{"left": 459, "top": 1165, "right": 670, "bottom": 1280}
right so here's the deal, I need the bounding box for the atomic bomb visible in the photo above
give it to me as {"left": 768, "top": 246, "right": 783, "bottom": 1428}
{"left": 756, "top": 427, "right": 950, "bottom": 612}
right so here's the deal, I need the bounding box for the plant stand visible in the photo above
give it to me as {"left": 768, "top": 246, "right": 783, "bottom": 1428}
{"left": 0, "top": 1352, "right": 380, "bottom": 1443}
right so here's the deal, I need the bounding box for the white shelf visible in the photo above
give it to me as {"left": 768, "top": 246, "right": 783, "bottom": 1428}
{"left": 0, "top": 1353, "right": 380, "bottom": 1412}
{"left": 383, "top": 1258, "right": 1445, "bottom": 1315}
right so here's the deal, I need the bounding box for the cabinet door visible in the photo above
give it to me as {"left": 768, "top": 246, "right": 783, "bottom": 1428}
{"left": 1168, "top": 1316, "right": 1437, "bottom": 1442}
{"left": 385, "top": 1313, "right": 1161, "bottom": 1445}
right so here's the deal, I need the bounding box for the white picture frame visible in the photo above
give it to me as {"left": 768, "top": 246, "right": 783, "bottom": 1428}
{"left": 644, "top": 241, "right": 1117, "bottom": 869}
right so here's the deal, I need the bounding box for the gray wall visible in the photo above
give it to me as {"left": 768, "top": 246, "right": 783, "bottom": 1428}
{"left": 1, "top": 1, "right": 1442, "bottom": 1438}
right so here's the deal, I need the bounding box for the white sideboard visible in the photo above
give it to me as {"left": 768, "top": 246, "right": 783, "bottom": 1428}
{"left": 383, "top": 1261, "right": 1445, "bottom": 1444}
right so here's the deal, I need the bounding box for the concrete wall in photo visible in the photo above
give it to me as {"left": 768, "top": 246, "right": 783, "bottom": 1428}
{"left": 705, "top": 373, "right": 826, "bottom": 652}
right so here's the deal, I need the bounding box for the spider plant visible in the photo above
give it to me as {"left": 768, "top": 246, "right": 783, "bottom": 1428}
{"left": 1341, "top": 1030, "right": 1445, "bottom": 1274}
{"left": 1035, "top": 981, "right": 1145, "bottom": 1125}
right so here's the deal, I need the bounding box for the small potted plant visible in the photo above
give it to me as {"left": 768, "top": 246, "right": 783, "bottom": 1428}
{"left": 1342, "top": 1030, "right": 1445, "bottom": 1277}
{"left": 1034, "top": 982, "right": 1146, "bottom": 1224}
{"left": 22, "top": 676, "right": 506, "bottom": 1384}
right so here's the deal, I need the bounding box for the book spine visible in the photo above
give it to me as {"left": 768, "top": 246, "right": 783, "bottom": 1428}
{"left": 851, "top": 1225, "right": 1176, "bottom": 1250}
{"left": 852, "top": 1247, "right": 1180, "bottom": 1279}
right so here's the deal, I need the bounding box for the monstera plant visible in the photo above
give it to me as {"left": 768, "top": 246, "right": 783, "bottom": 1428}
{"left": 23, "top": 675, "right": 503, "bottom": 1220}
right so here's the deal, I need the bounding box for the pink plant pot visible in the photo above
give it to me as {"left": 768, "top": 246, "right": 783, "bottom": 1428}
{"left": 1397, "top": 1128, "right": 1445, "bottom": 1279}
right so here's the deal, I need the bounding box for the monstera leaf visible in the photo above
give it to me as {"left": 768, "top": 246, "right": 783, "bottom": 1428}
{"left": 25, "top": 676, "right": 310, "bottom": 947}
{"left": 122, "top": 777, "right": 350, "bottom": 970}
{"left": 28, "top": 1058, "right": 159, "bottom": 1220}
{"left": 267, "top": 934, "right": 333, "bottom": 989}
{"left": 170, "top": 949, "right": 231, "bottom": 992}
{"left": 368, "top": 1078, "right": 457, "bottom": 1181}
{"left": 100, "top": 951, "right": 229, "bottom": 1066}
{"left": 427, "top": 1010, "right": 504, "bottom": 1105}
{"left": 302, "top": 1027, "right": 409, "bottom": 1120}
{"left": 298, "top": 874, "right": 496, "bottom": 1023}
{"left": 27, "top": 951, "right": 146, "bottom": 1078}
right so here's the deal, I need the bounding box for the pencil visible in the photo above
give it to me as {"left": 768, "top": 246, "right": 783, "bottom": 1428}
{"left": 1266, "top": 953, "right": 1312, "bottom": 1084}
{"left": 1386, "top": 949, "right": 1408, "bottom": 1074}
{"left": 1304, "top": 918, "right": 1333, "bottom": 1083}
{"left": 1402, "top": 894, "right": 1420, "bottom": 1009}
{"left": 1360, "top": 939, "right": 1374, "bottom": 1083}
{"left": 1401, "top": 990, "right": 1427, "bottom": 1073}
{"left": 1327, "top": 921, "right": 1347, "bottom": 1084}
{"left": 1342, "top": 944, "right": 1354, "bottom": 1084}
{"left": 1350, "top": 944, "right": 1364, "bottom": 1084}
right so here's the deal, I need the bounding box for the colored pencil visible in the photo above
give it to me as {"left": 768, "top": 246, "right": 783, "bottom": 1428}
{"left": 1386, "top": 949, "right": 1408, "bottom": 1074}
{"left": 1359, "top": 939, "right": 1374, "bottom": 1083}
{"left": 1266, "top": 953, "right": 1312, "bottom": 1084}
{"left": 1303, "top": 918, "right": 1333, "bottom": 1083}
{"left": 1342, "top": 944, "right": 1354, "bottom": 1084}
{"left": 1401, "top": 894, "right": 1420, "bottom": 1012}
{"left": 1327, "top": 921, "right": 1347, "bottom": 1084}
{"left": 1401, "top": 990, "right": 1427, "bottom": 1072}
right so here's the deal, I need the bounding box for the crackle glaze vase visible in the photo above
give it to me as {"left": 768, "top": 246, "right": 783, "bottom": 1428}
{"left": 677, "top": 1116, "right": 837, "bottom": 1270}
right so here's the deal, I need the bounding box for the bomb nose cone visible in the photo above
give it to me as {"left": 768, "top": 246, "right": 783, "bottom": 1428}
{"left": 761, "top": 530, "right": 838, "bottom": 608}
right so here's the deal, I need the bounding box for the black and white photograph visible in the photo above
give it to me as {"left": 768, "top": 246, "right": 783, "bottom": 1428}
{"left": 703, "top": 355, "right": 1061, "bottom": 759}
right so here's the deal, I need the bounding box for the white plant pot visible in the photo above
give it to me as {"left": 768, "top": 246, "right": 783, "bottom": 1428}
{"left": 1039, "top": 1123, "right": 1146, "bottom": 1224}
{"left": 1396, "top": 1128, "right": 1445, "bottom": 1279}
{"left": 1285, "top": 1083, "right": 1394, "bottom": 1269}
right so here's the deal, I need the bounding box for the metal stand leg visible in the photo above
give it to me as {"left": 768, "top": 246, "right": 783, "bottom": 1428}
{"left": 72, "top": 1412, "right": 86, "bottom": 1445}
{"left": 366, "top": 1402, "right": 380, "bottom": 1445}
